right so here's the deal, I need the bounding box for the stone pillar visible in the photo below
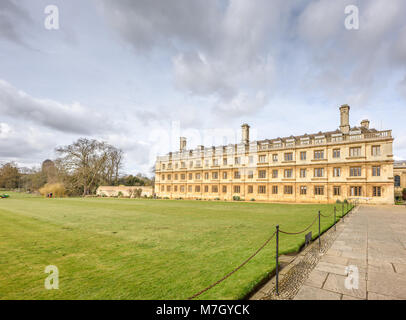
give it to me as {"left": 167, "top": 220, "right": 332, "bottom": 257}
{"left": 339, "top": 104, "right": 350, "bottom": 134}
{"left": 241, "top": 123, "right": 250, "bottom": 144}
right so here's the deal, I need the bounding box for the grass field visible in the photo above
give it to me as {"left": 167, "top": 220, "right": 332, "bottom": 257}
{"left": 0, "top": 192, "right": 350, "bottom": 300}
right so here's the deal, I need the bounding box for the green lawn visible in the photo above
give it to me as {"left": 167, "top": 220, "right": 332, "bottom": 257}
{"left": 0, "top": 192, "right": 351, "bottom": 300}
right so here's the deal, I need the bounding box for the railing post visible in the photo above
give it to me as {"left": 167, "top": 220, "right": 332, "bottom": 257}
{"left": 318, "top": 210, "right": 321, "bottom": 250}
{"left": 276, "top": 225, "right": 279, "bottom": 296}
{"left": 334, "top": 206, "right": 336, "bottom": 231}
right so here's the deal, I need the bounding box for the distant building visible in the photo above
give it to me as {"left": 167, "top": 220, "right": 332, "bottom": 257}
{"left": 96, "top": 186, "right": 153, "bottom": 197}
{"left": 155, "top": 105, "right": 395, "bottom": 204}
{"left": 394, "top": 161, "right": 406, "bottom": 198}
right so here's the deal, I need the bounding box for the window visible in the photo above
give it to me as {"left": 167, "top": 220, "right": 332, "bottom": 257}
{"left": 196, "top": 160, "right": 201, "bottom": 167}
{"left": 314, "top": 186, "right": 324, "bottom": 195}
{"left": 175, "top": 163, "right": 178, "bottom": 169}
{"left": 188, "top": 185, "right": 192, "bottom": 192}
{"left": 314, "top": 150, "right": 324, "bottom": 160}
{"left": 181, "top": 174, "right": 185, "bottom": 180}
{"left": 168, "top": 174, "right": 171, "bottom": 180}
{"left": 235, "top": 157, "right": 241, "bottom": 165}
{"left": 249, "top": 156, "right": 254, "bottom": 164}
{"left": 234, "top": 186, "right": 240, "bottom": 193}
{"left": 162, "top": 174, "right": 165, "bottom": 180}
{"left": 372, "top": 146, "right": 381, "bottom": 156}
{"left": 195, "top": 186, "right": 200, "bottom": 192}
{"left": 372, "top": 166, "right": 381, "bottom": 177}
{"left": 258, "top": 170, "right": 266, "bottom": 179}
{"left": 205, "top": 160, "right": 209, "bottom": 167}
{"left": 284, "top": 169, "right": 293, "bottom": 178}
{"left": 180, "top": 186, "right": 185, "bottom": 192}
{"left": 258, "top": 186, "right": 266, "bottom": 194}
{"left": 272, "top": 170, "right": 278, "bottom": 178}
{"left": 350, "top": 147, "right": 361, "bottom": 157}
{"left": 175, "top": 174, "right": 178, "bottom": 180}
{"left": 272, "top": 186, "right": 278, "bottom": 194}
{"left": 181, "top": 162, "right": 185, "bottom": 168}
{"left": 168, "top": 163, "right": 172, "bottom": 169}
{"left": 300, "top": 151, "right": 307, "bottom": 160}
{"left": 333, "top": 149, "right": 341, "bottom": 158}
{"left": 189, "top": 161, "right": 193, "bottom": 168}
{"left": 234, "top": 171, "right": 241, "bottom": 179}
{"left": 259, "top": 155, "right": 267, "bottom": 163}
{"left": 284, "top": 153, "right": 293, "bottom": 161}
{"left": 300, "top": 186, "right": 307, "bottom": 195}
{"left": 167, "top": 186, "right": 171, "bottom": 192}
{"left": 174, "top": 185, "right": 178, "bottom": 192}
{"left": 204, "top": 172, "right": 209, "bottom": 179}
{"left": 373, "top": 186, "right": 381, "bottom": 197}
{"left": 350, "top": 186, "right": 362, "bottom": 196}
{"left": 395, "top": 175, "right": 401, "bottom": 187}
{"left": 272, "top": 154, "right": 278, "bottom": 162}
{"left": 300, "top": 169, "right": 306, "bottom": 178}
{"left": 162, "top": 164, "right": 166, "bottom": 170}
{"left": 350, "top": 167, "right": 361, "bottom": 177}
{"left": 334, "top": 186, "right": 341, "bottom": 196}
{"left": 223, "top": 158, "right": 227, "bottom": 165}
{"left": 314, "top": 168, "right": 324, "bottom": 177}
{"left": 213, "top": 159, "right": 218, "bottom": 166}
{"left": 161, "top": 186, "right": 164, "bottom": 191}
{"left": 222, "top": 171, "right": 228, "bottom": 179}
{"left": 188, "top": 173, "right": 192, "bottom": 180}
{"left": 284, "top": 186, "right": 293, "bottom": 194}
{"left": 248, "top": 185, "right": 253, "bottom": 193}
{"left": 204, "top": 185, "right": 209, "bottom": 193}
{"left": 212, "top": 172, "right": 218, "bottom": 179}
{"left": 222, "top": 185, "right": 227, "bottom": 193}
{"left": 248, "top": 170, "right": 254, "bottom": 179}
{"left": 212, "top": 186, "right": 218, "bottom": 193}
{"left": 333, "top": 167, "right": 341, "bottom": 177}
{"left": 195, "top": 173, "right": 201, "bottom": 179}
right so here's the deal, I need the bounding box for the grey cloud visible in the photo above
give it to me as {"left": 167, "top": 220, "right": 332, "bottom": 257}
{"left": 0, "top": 0, "right": 33, "bottom": 46}
{"left": 0, "top": 79, "right": 109, "bottom": 134}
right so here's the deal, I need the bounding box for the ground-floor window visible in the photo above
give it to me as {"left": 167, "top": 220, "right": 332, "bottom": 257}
{"left": 222, "top": 185, "right": 227, "bottom": 193}
{"left": 234, "top": 185, "right": 240, "bottom": 193}
{"left": 350, "top": 186, "right": 362, "bottom": 196}
{"left": 188, "top": 186, "right": 192, "bottom": 192}
{"left": 174, "top": 186, "right": 178, "bottom": 192}
{"left": 248, "top": 185, "right": 253, "bottom": 193}
{"left": 180, "top": 186, "right": 185, "bottom": 192}
{"left": 167, "top": 186, "right": 171, "bottom": 192}
{"left": 195, "top": 185, "right": 200, "bottom": 192}
{"left": 284, "top": 186, "right": 293, "bottom": 194}
{"left": 373, "top": 186, "right": 382, "bottom": 197}
{"left": 212, "top": 185, "right": 218, "bottom": 193}
{"left": 314, "top": 186, "right": 324, "bottom": 195}
{"left": 272, "top": 186, "right": 278, "bottom": 194}
{"left": 258, "top": 185, "right": 266, "bottom": 194}
{"left": 204, "top": 185, "right": 209, "bottom": 193}
{"left": 300, "top": 186, "right": 307, "bottom": 195}
{"left": 333, "top": 186, "right": 340, "bottom": 196}
{"left": 161, "top": 186, "right": 164, "bottom": 191}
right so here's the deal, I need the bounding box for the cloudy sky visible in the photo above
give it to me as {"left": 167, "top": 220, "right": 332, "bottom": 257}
{"left": 1, "top": 0, "right": 405, "bottom": 175}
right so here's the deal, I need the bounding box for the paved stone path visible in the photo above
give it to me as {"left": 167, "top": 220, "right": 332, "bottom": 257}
{"left": 294, "top": 205, "right": 406, "bottom": 300}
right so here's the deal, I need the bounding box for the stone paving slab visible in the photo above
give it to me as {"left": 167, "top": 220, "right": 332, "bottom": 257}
{"left": 294, "top": 285, "right": 342, "bottom": 300}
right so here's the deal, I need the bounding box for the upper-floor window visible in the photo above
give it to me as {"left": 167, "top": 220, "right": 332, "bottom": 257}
{"left": 195, "top": 173, "right": 201, "bottom": 179}
{"left": 189, "top": 161, "right": 193, "bottom": 168}
{"left": 235, "top": 157, "right": 241, "bottom": 165}
{"left": 284, "top": 153, "right": 293, "bottom": 161}
{"left": 212, "top": 172, "right": 218, "bottom": 179}
{"left": 314, "top": 150, "right": 324, "bottom": 160}
{"left": 272, "top": 169, "right": 278, "bottom": 178}
{"left": 333, "top": 149, "right": 340, "bottom": 158}
{"left": 284, "top": 169, "right": 293, "bottom": 178}
{"left": 223, "top": 158, "right": 227, "bottom": 165}
{"left": 372, "top": 166, "right": 381, "bottom": 177}
{"left": 175, "top": 163, "right": 178, "bottom": 169}
{"left": 314, "top": 168, "right": 324, "bottom": 177}
{"left": 350, "top": 167, "right": 362, "bottom": 177}
{"left": 204, "top": 172, "right": 209, "bottom": 179}
{"left": 395, "top": 175, "right": 401, "bottom": 187}
{"left": 168, "top": 163, "right": 172, "bottom": 169}
{"left": 167, "top": 174, "right": 171, "bottom": 180}
{"left": 272, "top": 154, "right": 278, "bottom": 162}
{"left": 349, "top": 147, "right": 361, "bottom": 157}
{"left": 181, "top": 174, "right": 185, "bottom": 180}
{"left": 234, "top": 171, "right": 241, "bottom": 179}
{"left": 333, "top": 167, "right": 341, "bottom": 177}
{"left": 258, "top": 170, "right": 266, "bottom": 179}
{"left": 258, "top": 155, "right": 267, "bottom": 163}
{"left": 300, "top": 169, "right": 306, "bottom": 178}
{"left": 372, "top": 145, "right": 381, "bottom": 156}
{"left": 213, "top": 159, "right": 219, "bottom": 166}
{"left": 205, "top": 160, "right": 209, "bottom": 167}
{"left": 248, "top": 170, "right": 254, "bottom": 179}
{"left": 162, "top": 174, "right": 165, "bottom": 180}
{"left": 162, "top": 164, "right": 166, "bottom": 170}
{"left": 181, "top": 162, "right": 185, "bottom": 168}
{"left": 174, "top": 174, "right": 178, "bottom": 180}
{"left": 196, "top": 160, "right": 201, "bottom": 167}
{"left": 223, "top": 171, "right": 227, "bottom": 179}
{"left": 300, "top": 151, "right": 307, "bottom": 160}
{"left": 188, "top": 173, "right": 192, "bottom": 180}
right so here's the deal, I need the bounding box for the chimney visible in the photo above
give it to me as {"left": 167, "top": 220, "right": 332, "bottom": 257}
{"left": 241, "top": 123, "right": 250, "bottom": 144}
{"left": 179, "top": 137, "right": 187, "bottom": 152}
{"left": 339, "top": 104, "right": 350, "bottom": 134}
{"left": 360, "top": 119, "right": 370, "bottom": 129}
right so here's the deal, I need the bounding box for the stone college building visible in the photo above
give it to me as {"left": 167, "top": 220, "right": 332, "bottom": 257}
{"left": 155, "top": 105, "right": 394, "bottom": 204}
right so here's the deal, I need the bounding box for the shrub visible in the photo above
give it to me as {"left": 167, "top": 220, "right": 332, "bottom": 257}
{"left": 117, "top": 191, "right": 123, "bottom": 197}
{"left": 233, "top": 196, "right": 241, "bottom": 201}
{"left": 336, "top": 199, "right": 341, "bottom": 204}
{"left": 39, "top": 183, "right": 66, "bottom": 198}
{"left": 343, "top": 199, "right": 348, "bottom": 204}
{"left": 214, "top": 197, "right": 220, "bottom": 200}
{"left": 403, "top": 188, "right": 406, "bottom": 201}
{"left": 250, "top": 198, "right": 256, "bottom": 201}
